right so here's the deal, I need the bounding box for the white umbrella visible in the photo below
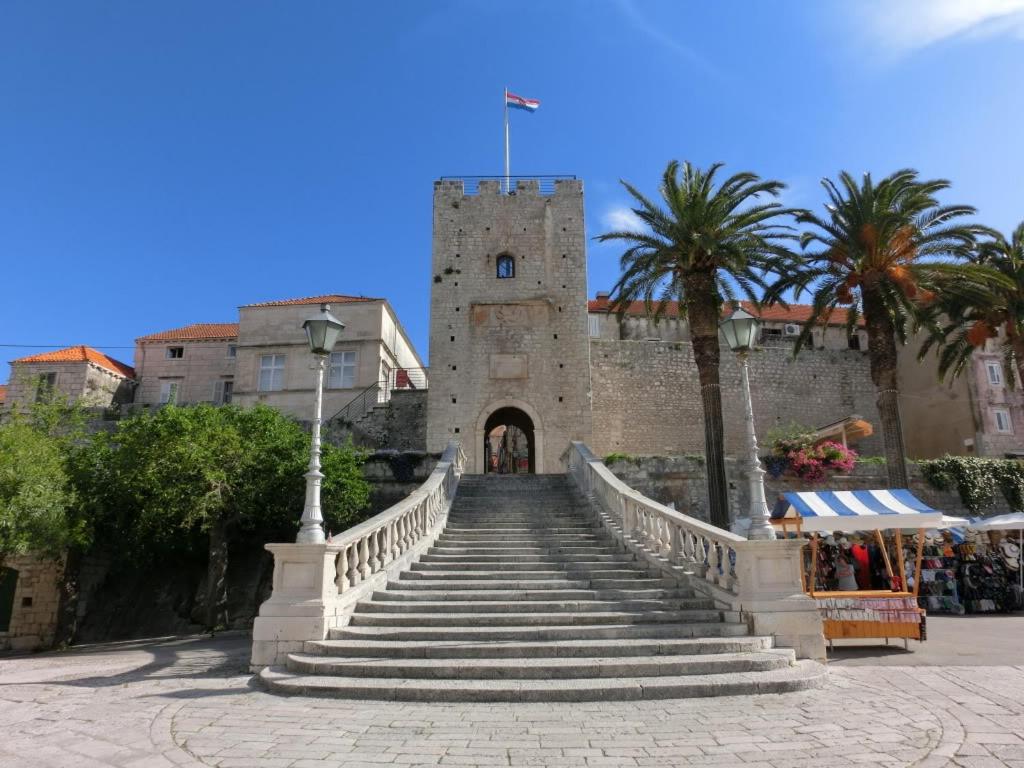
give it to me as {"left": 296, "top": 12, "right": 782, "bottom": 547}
{"left": 970, "top": 513, "right": 1024, "bottom": 590}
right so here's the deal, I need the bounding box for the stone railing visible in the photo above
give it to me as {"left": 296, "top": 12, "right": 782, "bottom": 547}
{"left": 251, "top": 440, "right": 466, "bottom": 669}
{"left": 567, "top": 442, "right": 825, "bottom": 660}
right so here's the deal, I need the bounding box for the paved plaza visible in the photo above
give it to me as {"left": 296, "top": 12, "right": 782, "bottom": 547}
{"left": 0, "top": 618, "right": 1023, "bottom": 768}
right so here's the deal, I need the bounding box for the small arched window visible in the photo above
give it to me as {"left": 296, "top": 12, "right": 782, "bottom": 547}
{"left": 496, "top": 254, "right": 515, "bottom": 279}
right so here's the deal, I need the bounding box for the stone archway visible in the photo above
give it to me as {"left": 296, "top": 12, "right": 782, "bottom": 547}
{"left": 484, "top": 407, "right": 535, "bottom": 474}
{"left": 474, "top": 399, "right": 545, "bottom": 474}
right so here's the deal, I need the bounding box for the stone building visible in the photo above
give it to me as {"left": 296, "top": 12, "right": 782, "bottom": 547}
{"left": 426, "top": 178, "right": 593, "bottom": 474}
{"left": 4, "top": 345, "right": 135, "bottom": 410}
{"left": 232, "top": 294, "right": 425, "bottom": 422}
{"left": 0, "top": 554, "right": 64, "bottom": 651}
{"left": 133, "top": 323, "right": 239, "bottom": 407}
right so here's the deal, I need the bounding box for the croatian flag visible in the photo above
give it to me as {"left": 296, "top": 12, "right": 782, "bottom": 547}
{"left": 506, "top": 91, "right": 540, "bottom": 112}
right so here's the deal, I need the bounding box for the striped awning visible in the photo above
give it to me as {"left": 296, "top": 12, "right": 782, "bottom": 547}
{"left": 771, "top": 489, "right": 943, "bottom": 532}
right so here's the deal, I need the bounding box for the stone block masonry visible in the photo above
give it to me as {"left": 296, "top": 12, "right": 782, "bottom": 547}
{"left": 591, "top": 338, "right": 884, "bottom": 459}
{"left": 426, "top": 178, "right": 593, "bottom": 473}
{"left": 0, "top": 553, "right": 64, "bottom": 651}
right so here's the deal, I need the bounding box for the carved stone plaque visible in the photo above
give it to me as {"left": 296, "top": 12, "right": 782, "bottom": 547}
{"left": 472, "top": 302, "right": 547, "bottom": 329}
{"left": 490, "top": 354, "right": 528, "bottom": 379}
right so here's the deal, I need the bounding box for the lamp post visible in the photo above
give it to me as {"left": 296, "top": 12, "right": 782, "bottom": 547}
{"left": 720, "top": 305, "right": 776, "bottom": 541}
{"left": 296, "top": 304, "right": 345, "bottom": 544}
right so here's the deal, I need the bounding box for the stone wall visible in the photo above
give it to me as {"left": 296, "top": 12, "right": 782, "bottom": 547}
{"left": 328, "top": 389, "right": 428, "bottom": 451}
{"left": 590, "top": 339, "right": 883, "bottom": 459}
{"left": 426, "top": 178, "right": 593, "bottom": 473}
{"left": 605, "top": 455, "right": 1011, "bottom": 525}
{"left": 0, "top": 553, "right": 64, "bottom": 651}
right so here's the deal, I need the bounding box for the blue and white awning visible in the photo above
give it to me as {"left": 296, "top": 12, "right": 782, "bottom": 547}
{"left": 771, "top": 489, "right": 943, "bottom": 532}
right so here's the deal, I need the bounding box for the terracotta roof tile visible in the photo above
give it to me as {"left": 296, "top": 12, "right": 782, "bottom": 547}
{"left": 136, "top": 323, "right": 239, "bottom": 342}
{"left": 242, "top": 294, "right": 381, "bottom": 308}
{"left": 12, "top": 346, "right": 135, "bottom": 379}
{"left": 587, "top": 297, "right": 863, "bottom": 327}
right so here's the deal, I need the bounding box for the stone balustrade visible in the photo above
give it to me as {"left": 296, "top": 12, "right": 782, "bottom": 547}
{"left": 567, "top": 442, "right": 825, "bottom": 660}
{"left": 251, "top": 440, "right": 466, "bottom": 669}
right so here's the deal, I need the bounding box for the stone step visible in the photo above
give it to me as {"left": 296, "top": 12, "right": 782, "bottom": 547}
{"left": 391, "top": 577, "right": 683, "bottom": 590}
{"left": 428, "top": 547, "right": 620, "bottom": 556}
{"left": 436, "top": 535, "right": 607, "bottom": 544}
{"left": 330, "top": 622, "right": 751, "bottom": 642}
{"left": 284, "top": 649, "right": 796, "bottom": 680}
{"left": 305, "top": 635, "right": 775, "bottom": 660}
{"left": 374, "top": 588, "right": 697, "bottom": 602}
{"left": 401, "top": 568, "right": 657, "bottom": 580}
{"left": 348, "top": 609, "right": 723, "bottom": 627}
{"left": 354, "top": 598, "right": 715, "bottom": 614}
{"left": 260, "top": 660, "right": 826, "bottom": 702}
{"left": 409, "top": 561, "right": 649, "bottom": 574}
{"left": 442, "top": 526, "right": 597, "bottom": 533}
{"left": 418, "top": 553, "right": 636, "bottom": 564}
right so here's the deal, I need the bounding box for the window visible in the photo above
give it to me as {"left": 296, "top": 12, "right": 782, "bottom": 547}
{"left": 848, "top": 334, "right": 862, "bottom": 351}
{"left": 166, "top": 347, "right": 184, "bottom": 359}
{"left": 213, "top": 379, "right": 233, "bottom": 405}
{"left": 328, "top": 351, "right": 357, "bottom": 389}
{"left": 227, "top": 344, "right": 237, "bottom": 358}
{"left": 35, "top": 372, "right": 57, "bottom": 402}
{"left": 588, "top": 314, "right": 602, "bottom": 338}
{"left": 994, "top": 407, "right": 1013, "bottom": 434}
{"left": 496, "top": 254, "right": 515, "bottom": 278}
{"left": 987, "top": 362, "right": 1003, "bottom": 386}
{"left": 159, "top": 380, "right": 179, "bottom": 405}
{"left": 259, "top": 354, "right": 286, "bottom": 391}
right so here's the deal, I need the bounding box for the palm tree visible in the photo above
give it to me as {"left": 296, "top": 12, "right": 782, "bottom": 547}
{"left": 919, "top": 222, "right": 1024, "bottom": 385}
{"left": 597, "top": 160, "right": 800, "bottom": 530}
{"left": 769, "top": 169, "right": 992, "bottom": 488}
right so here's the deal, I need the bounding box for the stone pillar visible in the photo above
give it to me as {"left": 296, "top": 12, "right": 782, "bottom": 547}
{"left": 732, "top": 538, "right": 826, "bottom": 661}
{"left": 250, "top": 544, "right": 341, "bottom": 669}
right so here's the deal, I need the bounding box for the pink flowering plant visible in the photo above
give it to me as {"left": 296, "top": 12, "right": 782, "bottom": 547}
{"left": 764, "top": 424, "right": 858, "bottom": 482}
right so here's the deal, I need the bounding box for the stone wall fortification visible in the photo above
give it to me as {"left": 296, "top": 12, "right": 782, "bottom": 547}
{"left": 426, "top": 178, "right": 592, "bottom": 473}
{"left": 590, "top": 338, "right": 884, "bottom": 458}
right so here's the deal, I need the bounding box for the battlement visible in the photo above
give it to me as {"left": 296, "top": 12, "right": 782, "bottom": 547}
{"left": 435, "top": 176, "right": 581, "bottom": 197}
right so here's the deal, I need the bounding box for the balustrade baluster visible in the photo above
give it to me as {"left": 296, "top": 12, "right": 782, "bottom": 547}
{"left": 347, "top": 543, "right": 360, "bottom": 586}
{"left": 705, "top": 538, "right": 719, "bottom": 583}
{"left": 335, "top": 548, "right": 349, "bottom": 592}
{"left": 358, "top": 536, "right": 371, "bottom": 579}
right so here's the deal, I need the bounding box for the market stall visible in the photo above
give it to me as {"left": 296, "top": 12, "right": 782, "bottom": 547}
{"left": 771, "top": 489, "right": 943, "bottom": 649}
{"left": 969, "top": 512, "right": 1024, "bottom": 610}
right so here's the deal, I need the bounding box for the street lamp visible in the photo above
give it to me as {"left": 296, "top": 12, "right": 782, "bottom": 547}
{"left": 720, "top": 304, "right": 776, "bottom": 540}
{"left": 296, "top": 304, "right": 345, "bottom": 544}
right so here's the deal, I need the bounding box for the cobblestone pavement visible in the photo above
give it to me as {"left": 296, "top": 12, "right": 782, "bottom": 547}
{"left": 1, "top": 633, "right": 1023, "bottom": 768}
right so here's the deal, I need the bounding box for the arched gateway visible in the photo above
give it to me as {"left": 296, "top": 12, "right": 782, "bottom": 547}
{"left": 484, "top": 406, "right": 535, "bottom": 474}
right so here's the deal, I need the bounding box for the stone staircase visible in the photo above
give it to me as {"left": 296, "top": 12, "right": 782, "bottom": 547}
{"left": 261, "top": 474, "right": 824, "bottom": 701}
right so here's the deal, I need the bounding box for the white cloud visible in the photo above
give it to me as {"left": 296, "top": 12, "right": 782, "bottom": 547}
{"left": 602, "top": 206, "right": 644, "bottom": 233}
{"left": 613, "top": 0, "right": 723, "bottom": 79}
{"left": 855, "top": 0, "right": 1024, "bottom": 53}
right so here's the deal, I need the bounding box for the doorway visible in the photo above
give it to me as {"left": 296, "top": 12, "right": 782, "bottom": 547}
{"left": 484, "top": 407, "right": 535, "bottom": 474}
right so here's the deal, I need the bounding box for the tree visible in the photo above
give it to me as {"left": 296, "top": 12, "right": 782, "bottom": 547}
{"left": 88, "top": 404, "right": 369, "bottom": 629}
{"left": 0, "top": 417, "right": 85, "bottom": 569}
{"left": 769, "top": 169, "right": 994, "bottom": 487}
{"left": 597, "top": 160, "right": 800, "bottom": 529}
{"left": 918, "top": 222, "right": 1024, "bottom": 386}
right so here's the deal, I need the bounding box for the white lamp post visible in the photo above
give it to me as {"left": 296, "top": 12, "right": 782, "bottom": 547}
{"left": 720, "top": 305, "right": 776, "bottom": 541}
{"left": 296, "top": 304, "right": 345, "bottom": 544}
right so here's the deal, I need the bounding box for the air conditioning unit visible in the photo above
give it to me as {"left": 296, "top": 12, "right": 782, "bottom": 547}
{"left": 783, "top": 323, "right": 801, "bottom": 337}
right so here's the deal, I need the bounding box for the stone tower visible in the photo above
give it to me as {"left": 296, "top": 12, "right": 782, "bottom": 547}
{"left": 426, "top": 177, "right": 592, "bottom": 474}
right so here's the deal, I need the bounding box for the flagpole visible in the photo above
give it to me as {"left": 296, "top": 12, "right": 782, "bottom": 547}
{"left": 503, "top": 87, "right": 510, "bottom": 194}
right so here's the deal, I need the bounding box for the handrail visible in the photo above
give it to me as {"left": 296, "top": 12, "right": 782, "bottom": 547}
{"left": 568, "top": 441, "right": 745, "bottom": 594}
{"left": 325, "top": 440, "right": 466, "bottom": 594}
{"left": 329, "top": 367, "right": 430, "bottom": 425}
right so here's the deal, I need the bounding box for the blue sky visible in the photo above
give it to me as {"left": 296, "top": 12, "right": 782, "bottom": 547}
{"left": 3, "top": 1, "right": 1024, "bottom": 382}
